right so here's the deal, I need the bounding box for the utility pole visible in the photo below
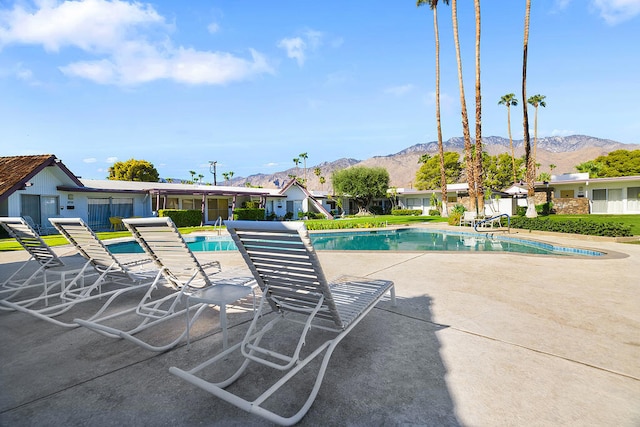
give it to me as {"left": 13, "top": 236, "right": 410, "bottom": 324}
{"left": 209, "top": 161, "right": 217, "bottom": 185}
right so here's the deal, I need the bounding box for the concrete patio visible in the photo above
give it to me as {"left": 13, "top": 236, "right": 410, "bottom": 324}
{"left": 1, "top": 227, "right": 639, "bottom": 426}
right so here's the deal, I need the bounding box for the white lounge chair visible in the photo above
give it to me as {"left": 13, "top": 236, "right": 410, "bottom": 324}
{"left": 170, "top": 220, "right": 395, "bottom": 426}
{"left": 75, "top": 217, "right": 256, "bottom": 352}
{"left": 459, "top": 211, "right": 478, "bottom": 227}
{"left": 0, "top": 217, "right": 85, "bottom": 307}
{"left": 0, "top": 217, "right": 156, "bottom": 327}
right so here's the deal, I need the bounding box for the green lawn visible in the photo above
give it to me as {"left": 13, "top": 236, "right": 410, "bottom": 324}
{"left": 1, "top": 214, "right": 638, "bottom": 251}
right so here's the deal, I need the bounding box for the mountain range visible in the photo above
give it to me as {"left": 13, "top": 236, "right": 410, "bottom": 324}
{"left": 229, "top": 135, "right": 639, "bottom": 191}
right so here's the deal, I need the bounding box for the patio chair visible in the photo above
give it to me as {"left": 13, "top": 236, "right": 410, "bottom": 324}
{"left": 459, "top": 211, "right": 478, "bottom": 227}
{"left": 75, "top": 217, "right": 256, "bottom": 352}
{"left": 169, "top": 220, "right": 395, "bottom": 426}
{"left": 0, "top": 217, "right": 157, "bottom": 327}
{"left": 0, "top": 217, "right": 85, "bottom": 306}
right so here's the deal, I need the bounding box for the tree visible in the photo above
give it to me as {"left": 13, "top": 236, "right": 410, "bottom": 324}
{"left": 483, "top": 152, "right": 525, "bottom": 191}
{"left": 332, "top": 166, "right": 390, "bottom": 214}
{"left": 498, "top": 93, "right": 519, "bottom": 184}
{"left": 189, "top": 170, "right": 196, "bottom": 183}
{"left": 418, "top": 0, "right": 450, "bottom": 217}
{"left": 451, "top": 0, "right": 477, "bottom": 213}
{"left": 299, "top": 152, "right": 308, "bottom": 185}
{"left": 522, "top": 0, "right": 536, "bottom": 217}
{"left": 198, "top": 173, "right": 204, "bottom": 183}
{"left": 576, "top": 150, "right": 640, "bottom": 178}
{"left": 415, "top": 152, "right": 462, "bottom": 190}
{"left": 528, "top": 94, "right": 547, "bottom": 177}
{"left": 293, "top": 157, "right": 300, "bottom": 177}
{"left": 108, "top": 159, "right": 159, "bottom": 182}
{"left": 473, "top": 0, "right": 485, "bottom": 213}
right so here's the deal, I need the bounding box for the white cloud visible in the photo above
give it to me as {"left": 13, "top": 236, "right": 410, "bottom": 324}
{"left": 106, "top": 156, "right": 118, "bottom": 163}
{"left": 0, "top": 0, "right": 272, "bottom": 85}
{"left": 591, "top": 0, "right": 640, "bottom": 24}
{"left": 83, "top": 157, "right": 97, "bottom": 163}
{"left": 278, "top": 29, "right": 326, "bottom": 67}
{"left": 264, "top": 162, "right": 279, "bottom": 167}
{"left": 207, "top": 21, "right": 220, "bottom": 34}
{"left": 278, "top": 37, "right": 306, "bottom": 66}
{"left": 384, "top": 84, "right": 415, "bottom": 96}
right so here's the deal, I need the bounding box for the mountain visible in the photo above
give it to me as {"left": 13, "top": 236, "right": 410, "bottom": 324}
{"left": 229, "top": 135, "right": 639, "bottom": 190}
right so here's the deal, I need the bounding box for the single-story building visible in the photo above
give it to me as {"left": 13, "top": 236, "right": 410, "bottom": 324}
{"left": 393, "top": 173, "right": 640, "bottom": 216}
{"left": 0, "top": 155, "right": 333, "bottom": 233}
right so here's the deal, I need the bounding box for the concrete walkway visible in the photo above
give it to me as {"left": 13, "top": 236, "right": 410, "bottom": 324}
{"left": 1, "top": 228, "right": 639, "bottom": 426}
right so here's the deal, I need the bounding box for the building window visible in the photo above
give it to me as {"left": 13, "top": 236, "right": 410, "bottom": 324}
{"left": 628, "top": 187, "right": 640, "bottom": 211}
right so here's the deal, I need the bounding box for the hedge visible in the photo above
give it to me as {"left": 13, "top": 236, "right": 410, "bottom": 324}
{"left": 158, "top": 209, "right": 202, "bottom": 227}
{"left": 509, "top": 217, "right": 631, "bottom": 237}
{"left": 391, "top": 209, "right": 422, "bottom": 216}
{"left": 233, "top": 208, "right": 266, "bottom": 220}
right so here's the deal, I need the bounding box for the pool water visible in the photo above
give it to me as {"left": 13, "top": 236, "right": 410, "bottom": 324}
{"left": 106, "top": 228, "right": 603, "bottom": 257}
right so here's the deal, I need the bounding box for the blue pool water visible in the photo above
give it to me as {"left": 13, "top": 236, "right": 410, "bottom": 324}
{"left": 106, "top": 228, "right": 603, "bottom": 257}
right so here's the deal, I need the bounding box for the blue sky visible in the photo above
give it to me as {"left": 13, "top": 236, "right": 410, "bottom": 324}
{"left": 1, "top": 0, "right": 639, "bottom": 182}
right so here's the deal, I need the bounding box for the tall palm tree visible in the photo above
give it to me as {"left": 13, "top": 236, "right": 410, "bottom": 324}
{"left": 522, "top": 0, "right": 536, "bottom": 217}
{"left": 299, "top": 152, "right": 308, "bottom": 185}
{"left": 417, "top": 0, "right": 449, "bottom": 217}
{"left": 451, "top": 0, "right": 476, "bottom": 213}
{"left": 498, "top": 93, "right": 519, "bottom": 184}
{"left": 528, "top": 94, "right": 546, "bottom": 177}
{"left": 222, "top": 172, "right": 230, "bottom": 184}
{"left": 473, "top": 0, "right": 484, "bottom": 213}
{"left": 292, "top": 157, "right": 300, "bottom": 182}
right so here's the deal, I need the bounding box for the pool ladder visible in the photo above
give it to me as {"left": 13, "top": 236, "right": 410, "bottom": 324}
{"left": 213, "top": 216, "right": 223, "bottom": 235}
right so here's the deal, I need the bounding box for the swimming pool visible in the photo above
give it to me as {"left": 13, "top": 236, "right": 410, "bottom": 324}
{"left": 106, "top": 228, "right": 603, "bottom": 256}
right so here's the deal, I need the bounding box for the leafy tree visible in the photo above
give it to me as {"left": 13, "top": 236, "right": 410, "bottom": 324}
{"left": 108, "top": 159, "right": 159, "bottom": 182}
{"left": 417, "top": 0, "right": 450, "bottom": 217}
{"left": 415, "top": 152, "right": 462, "bottom": 190}
{"left": 498, "top": 93, "right": 519, "bottom": 183}
{"left": 483, "top": 152, "right": 525, "bottom": 191}
{"left": 332, "top": 166, "right": 390, "bottom": 213}
{"left": 576, "top": 150, "right": 640, "bottom": 178}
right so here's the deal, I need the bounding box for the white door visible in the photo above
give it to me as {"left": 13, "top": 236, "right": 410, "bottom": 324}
{"left": 591, "top": 189, "right": 607, "bottom": 213}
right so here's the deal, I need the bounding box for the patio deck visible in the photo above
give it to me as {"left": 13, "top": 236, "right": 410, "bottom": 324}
{"left": 1, "top": 228, "right": 639, "bottom": 426}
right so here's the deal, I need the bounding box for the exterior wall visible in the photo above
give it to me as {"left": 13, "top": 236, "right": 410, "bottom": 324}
{"left": 552, "top": 179, "right": 640, "bottom": 214}
{"left": 551, "top": 197, "right": 590, "bottom": 214}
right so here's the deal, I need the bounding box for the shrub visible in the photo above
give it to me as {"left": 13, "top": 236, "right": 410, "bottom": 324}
{"left": 536, "top": 202, "right": 553, "bottom": 216}
{"left": 448, "top": 212, "right": 462, "bottom": 226}
{"left": 515, "top": 206, "right": 527, "bottom": 216}
{"left": 233, "top": 208, "right": 265, "bottom": 220}
{"left": 509, "top": 217, "right": 631, "bottom": 237}
{"left": 428, "top": 209, "right": 441, "bottom": 216}
{"left": 284, "top": 211, "right": 294, "bottom": 220}
{"left": 451, "top": 204, "right": 466, "bottom": 215}
{"left": 391, "top": 209, "right": 422, "bottom": 216}
{"left": 158, "top": 209, "right": 201, "bottom": 227}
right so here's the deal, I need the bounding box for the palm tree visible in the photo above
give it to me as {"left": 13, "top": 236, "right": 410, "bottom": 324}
{"left": 528, "top": 94, "right": 546, "bottom": 177}
{"left": 197, "top": 173, "right": 204, "bottom": 183}
{"left": 451, "top": 0, "right": 476, "bottom": 213}
{"left": 498, "top": 93, "right": 519, "bottom": 183}
{"left": 222, "top": 172, "right": 230, "bottom": 184}
{"left": 522, "top": 0, "right": 536, "bottom": 217}
{"left": 292, "top": 157, "right": 300, "bottom": 182}
{"left": 417, "top": 0, "right": 450, "bottom": 217}
{"left": 473, "top": 0, "right": 484, "bottom": 213}
{"left": 189, "top": 170, "right": 196, "bottom": 184}
{"left": 299, "top": 152, "right": 308, "bottom": 185}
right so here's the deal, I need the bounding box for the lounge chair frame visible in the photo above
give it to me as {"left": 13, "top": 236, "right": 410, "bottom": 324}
{"left": 0, "top": 217, "right": 156, "bottom": 327}
{"left": 170, "top": 220, "right": 395, "bottom": 426}
{"left": 0, "top": 217, "right": 86, "bottom": 308}
{"left": 75, "top": 217, "right": 255, "bottom": 352}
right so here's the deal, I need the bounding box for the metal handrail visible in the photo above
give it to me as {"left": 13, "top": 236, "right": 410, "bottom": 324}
{"left": 474, "top": 213, "right": 510, "bottom": 232}
{"left": 213, "top": 216, "right": 223, "bottom": 235}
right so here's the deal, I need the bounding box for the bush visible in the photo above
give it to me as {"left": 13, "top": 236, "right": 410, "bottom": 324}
{"left": 428, "top": 209, "right": 441, "bottom": 216}
{"left": 536, "top": 202, "right": 553, "bottom": 216}
{"left": 448, "top": 212, "right": 462, "bottom": 226}
{"left": 305, "top": 220, "right": 389, "bottom": 230}
{"left": 509, "top": 217, "right": 631, "bottom": 237}
{"left": 391, "top": 209, "right": 422, "bottom": 216}
{"left": 158, "top": 209, "right": 201, "bottom": 227}
{"left": 451, "top": 204, "right": 466, "bottom": 215}
{"left": 233, "top": 208, "right": 266, "bottom": 220}
{"left": 515, "top": 206, "right": 527, "bottom": 216}
{"left": 284, "top": 211, "right": 294, "bottom": 220}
